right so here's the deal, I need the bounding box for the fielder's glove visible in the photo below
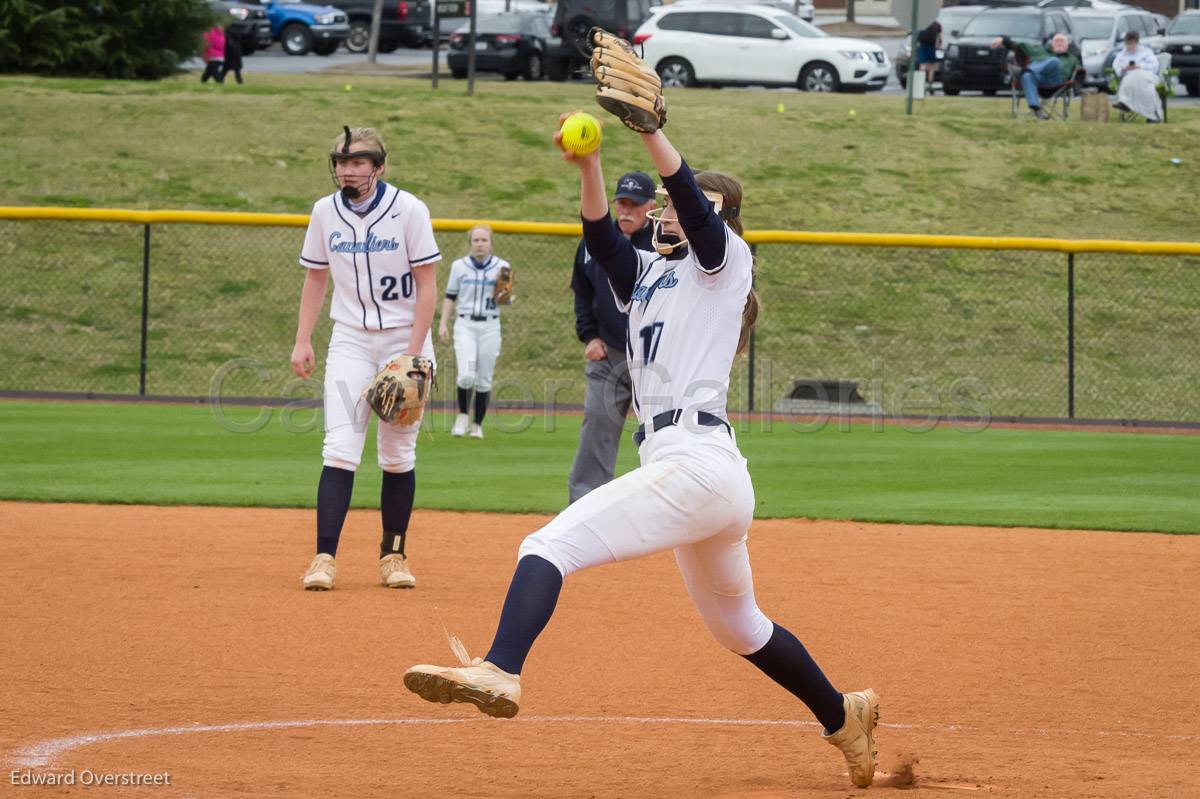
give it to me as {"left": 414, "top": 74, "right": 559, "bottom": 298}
{"left": 364, "top": 355, "right": 434, "bottom": 426}
{"left": 590, "top": 28, "right": 667, "bottom": 134}
{"left": 493, "top": 265, "right": 515, "bottom": 305}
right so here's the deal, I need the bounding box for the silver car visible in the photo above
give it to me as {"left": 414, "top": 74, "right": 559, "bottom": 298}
{"left": 1068, "top": 7, "right": 1166, "bottom": 86}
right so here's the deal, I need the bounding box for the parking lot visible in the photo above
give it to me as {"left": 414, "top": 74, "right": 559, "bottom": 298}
{"left": 184, "top": 31, "right": 1199, "bottom": 107}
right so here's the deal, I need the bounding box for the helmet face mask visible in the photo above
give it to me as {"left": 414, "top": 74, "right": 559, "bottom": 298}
{"left": 646, "top": 187, "right": 724, "bottom": 256}
{"left": 329, "top": 125, "right": 387, "bottom": 201}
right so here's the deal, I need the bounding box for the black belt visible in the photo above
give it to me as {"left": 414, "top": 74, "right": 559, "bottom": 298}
{"left": 459, "top": 314, "right": 498, "bottom": 321}
{"left": 633, "top": 410, "right": 731, "bottom": 447}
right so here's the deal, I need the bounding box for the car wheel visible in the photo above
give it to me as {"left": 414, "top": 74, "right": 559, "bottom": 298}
{"left": 942, "top": 82, "right": 961, "bottom": 96}
{"left": 898, "top": 74, "right": 907, "bottom": 89}
{"left": 799, "top": 62, "right": 839, "bottom": 92}
{"left": 345, "top": 20, "right": 370, "bottom": 53}
{"left": 657, "top": 57, "right": 695, "bottom": 89}
{"left": 282, "top": 24, "right": 313, "bottom": 56}
{"left": 525, "top": 52, "right": 544, "bottom": 81}
{"left": 1185, "top": 77, "right": 1200, "bottom": 97}
{"left": 313, "top": 41, "right": 339, "bottom": 56}
{"left": 379, "top": 40, "right": 399, "bottom": 54}
{"left": 983, "top": 88, "right": 997, "bottom": 96}
{"left": 565, "top": 15, "right": 595, "bottom": 57}
{"left": 451, "top": 66, "right": 467, "bottom": 79}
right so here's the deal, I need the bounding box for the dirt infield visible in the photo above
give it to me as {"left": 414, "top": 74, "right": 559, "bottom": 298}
{"left": 2, "top": 503, "right": 1197, "bottom": 798}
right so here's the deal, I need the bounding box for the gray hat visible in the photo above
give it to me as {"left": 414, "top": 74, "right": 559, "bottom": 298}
{"left": 613, "top": 171, "right": 655, "bottom": 203}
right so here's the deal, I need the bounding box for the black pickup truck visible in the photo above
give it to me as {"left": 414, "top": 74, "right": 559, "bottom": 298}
{"left": 335, "top": 0, "right": 431, "bottom": 52}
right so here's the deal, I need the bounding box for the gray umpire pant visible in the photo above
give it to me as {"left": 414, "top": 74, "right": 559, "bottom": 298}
{"left": 567, "top": 346, "right": 633, "bottom": 504}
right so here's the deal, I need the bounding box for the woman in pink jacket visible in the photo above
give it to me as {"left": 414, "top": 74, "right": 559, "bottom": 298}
{"left": 201, "top": 25, "right": 225, "bottom": 83}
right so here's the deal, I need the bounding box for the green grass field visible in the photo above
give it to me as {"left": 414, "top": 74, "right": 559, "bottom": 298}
{"left": 1, "top": 400, "right": 1196, "bottom": 533}
{"left": 2, "top": 73, "right": 1198, "bottom": 237}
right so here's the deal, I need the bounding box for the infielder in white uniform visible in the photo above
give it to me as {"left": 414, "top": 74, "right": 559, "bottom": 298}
{"left": 438, "top": 225, "right": 507, "bottom": 439}
{"left": 405, "top": 117, "right": 881, "bottom": 788}
{"left": 292, "top": 126, "right": 439, "bottom": 592}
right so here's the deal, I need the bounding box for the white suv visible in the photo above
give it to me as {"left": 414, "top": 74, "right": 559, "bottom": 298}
{"left": 633, "top": 3, "right": 890, "bottom": 91}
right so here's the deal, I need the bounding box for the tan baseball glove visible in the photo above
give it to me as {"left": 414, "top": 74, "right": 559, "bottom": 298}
{"left": 590, "top": 28, "right": 667, "bottom": 133}
{"left": 493, "top": 265, "right": 514, "bottom": 305}
{"left": 364, "top": 355, "right": 434, "bottom": 426}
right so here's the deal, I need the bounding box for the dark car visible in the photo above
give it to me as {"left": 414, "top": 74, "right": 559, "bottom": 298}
{"left": 894, "top": 5, "right": 981, "bottom": 88}
{"left": 334, "top": 0, "right": 430, "bottom": 52}
{"left": 1165, "top": 11, "right": 1200, "bottom": 96}
{"left": 544, "top": 0, "right": 655, "bottom": 80}
{"left": 941, "top": 6, "right": 1076, "bottom": 95}
{"left": 447, "top": 11, "right": 553, "bottom": 79}
{"left": 210, "top": 0, "right": 273, "bottom": 53}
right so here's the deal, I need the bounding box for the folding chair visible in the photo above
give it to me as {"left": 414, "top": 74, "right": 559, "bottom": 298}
{"left": 1008, "top": 49, "right": 1084, "bottom": 120}
{"left": 1105, "top": 52, "right": 1177, "bottom": 124}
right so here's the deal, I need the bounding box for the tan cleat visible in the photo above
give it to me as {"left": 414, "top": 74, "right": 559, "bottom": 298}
{"left": 404, "top": 657, "right": 521, "bottom": 718}
{"left": 379, "top": 553, "right": 416, "bottom": 589}
{"left": 302, "top": 553, "right": 336, "bottom": 591}
{"left": 823, "top": 688, "right": 880, "bottom": 788}
{"left": 405, "top": 635, "right": 520, "bottom": 718}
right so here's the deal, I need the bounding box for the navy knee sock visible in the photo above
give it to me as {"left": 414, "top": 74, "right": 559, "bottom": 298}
{"left": 484, "top": 555, "right": 563, "bottom": 675}
{"left": 380, "top": 469, "right": 415, "bottom": 558}
{"left": 457, "top": 387, "right": 471, "bottom": 415}
{"left": 473, "top": 390, "right": 490, "bottom": 424}
{"left": 316, "top": 466, "right": 355, "bottom": 556}
{"left": 743, "top": 623, "right": 846, "bottom": 734}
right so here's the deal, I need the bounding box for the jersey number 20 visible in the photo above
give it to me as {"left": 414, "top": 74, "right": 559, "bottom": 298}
{"left": 380, "top": 274, "right": 414, "bottom": 301}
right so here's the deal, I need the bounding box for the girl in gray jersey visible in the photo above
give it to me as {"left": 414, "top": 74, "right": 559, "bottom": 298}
{"left": 405, "top": 115, "right": 880, "bottom": 789}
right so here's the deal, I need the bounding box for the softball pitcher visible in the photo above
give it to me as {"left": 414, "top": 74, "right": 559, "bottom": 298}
{"left": 403, "top": 81, "right": 880, "bottom": 789}
{"left": 292, "top": 126, "right": 439, "bottom": 592}
{"left": 437, "top": 225, "right": 509, "bottom": 439}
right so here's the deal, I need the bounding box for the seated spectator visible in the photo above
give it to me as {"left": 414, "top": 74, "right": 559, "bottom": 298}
{"left": 991, "top": 33, "right": 1081, "bottom": 120}
{"left": 1112, "top": 31, "right": 1163, "bottom": 123}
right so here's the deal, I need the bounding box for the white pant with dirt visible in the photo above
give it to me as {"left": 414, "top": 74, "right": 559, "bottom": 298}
{"left": 322, "top": 321, "right": 435, "bottom": 473}
{"left": 453, "top": 315, "right": 501, "bottom": 392}
{"left": 518, "top": 418, "right": 771, "bottom": 655}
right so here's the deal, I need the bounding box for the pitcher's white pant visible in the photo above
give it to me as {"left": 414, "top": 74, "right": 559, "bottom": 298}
{"left": 519, "top": 419, "right": 772, "bottom": 656}
{"left": 453, "top": 317, "right": 501, "bottom": 392}
{"left": 322, "top": 322, "right": 435, "bottom": 473}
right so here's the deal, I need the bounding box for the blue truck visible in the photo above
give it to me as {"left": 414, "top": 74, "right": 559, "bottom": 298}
{"left": 256, "top": 0, "right": 352, "bottom": 56}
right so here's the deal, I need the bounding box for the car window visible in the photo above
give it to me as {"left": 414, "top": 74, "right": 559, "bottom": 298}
{"left": 1139, "top": 15, "right": 1157, "bottom": 35}
{"left": 1115, "top": 16, "right": 1130, "bottom": 35}
{"left": 1168, "top": 16, "right": 1200, "bottom": 35}
{"left": 775, "top": 13, "right": 825, "bottom": 38}
{"left": 1072, "top": 17, "right": 1114, "bottom": 41}
{"left": 692, "top": 12, "right": 740, "bottom": 36}
{"left": 657, "top": 11, "right": 698, "bottom": 32}
{"left": 961, "top": 13, "right": 1042, "bottom": 39}
{"left": 738, "top": 13, "right": 783, "bottom": 39}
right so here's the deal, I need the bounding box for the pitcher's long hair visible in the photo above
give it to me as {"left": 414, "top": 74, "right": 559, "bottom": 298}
{"left": 695, "top": 170, "right": 759, "bottom": 355}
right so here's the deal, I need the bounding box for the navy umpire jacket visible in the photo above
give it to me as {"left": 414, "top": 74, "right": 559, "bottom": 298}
{"left": 570, "top": 220, "right": 654, "bottom": 352}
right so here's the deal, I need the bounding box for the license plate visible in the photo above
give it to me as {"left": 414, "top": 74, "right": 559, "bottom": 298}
{"left": 476, "top": 41, "right": 488, "bottom": 50}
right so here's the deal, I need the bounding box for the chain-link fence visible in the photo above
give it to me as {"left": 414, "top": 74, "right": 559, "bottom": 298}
{"left": 2, "top": 210, "right": 1198, "bottom": 423}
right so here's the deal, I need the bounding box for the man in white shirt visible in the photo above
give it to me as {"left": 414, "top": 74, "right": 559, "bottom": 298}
{"left": 1112, "top": 31, "right": 1164, "bottom": 122}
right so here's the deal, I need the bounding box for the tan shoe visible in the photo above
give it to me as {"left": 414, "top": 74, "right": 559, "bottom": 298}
{"left": 823, "top": 688, "right": 880, "bottom": 788}
{"left": 404, "top": 657, "right": 521, "bottom": 718}
{"left": 302, "top": 553, "right": 336, "bottom": 591}
{"left": 379, "top": 553, "right": 416, "bottom": 589}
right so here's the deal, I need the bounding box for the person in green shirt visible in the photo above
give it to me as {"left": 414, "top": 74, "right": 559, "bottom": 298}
{"left": 990, "top": 33, "right": 1081, "bottom": 120}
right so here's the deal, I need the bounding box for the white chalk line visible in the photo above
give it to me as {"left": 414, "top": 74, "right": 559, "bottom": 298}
{"left": 9, "top": 715, "right": 1199, "bottom": 770}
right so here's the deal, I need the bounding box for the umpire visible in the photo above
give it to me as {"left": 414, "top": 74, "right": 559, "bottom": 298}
{"left": 567, "top": 170, "right": 656, "bottom": 503}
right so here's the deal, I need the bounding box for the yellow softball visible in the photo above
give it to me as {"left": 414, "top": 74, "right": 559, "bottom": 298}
{"left": 560, "top": 112, "right": 602, "bottom": 156}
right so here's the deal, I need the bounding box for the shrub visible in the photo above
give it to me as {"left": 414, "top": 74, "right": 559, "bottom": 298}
{"left": 0, "top": 0, "right": 218, "bottom": 80}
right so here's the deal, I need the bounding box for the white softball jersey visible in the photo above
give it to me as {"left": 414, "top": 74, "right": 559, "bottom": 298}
{"left": 519, "top": 226, "right": 768, "bottom": 657}
{"left": 444, "top": 255, "right": 509, "bottom": 319}
{"left": 299, "top": 183, "right": 441, "bottom": 330}
{"left": 615, "top": 226, "right": 753, "bottom": 425}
